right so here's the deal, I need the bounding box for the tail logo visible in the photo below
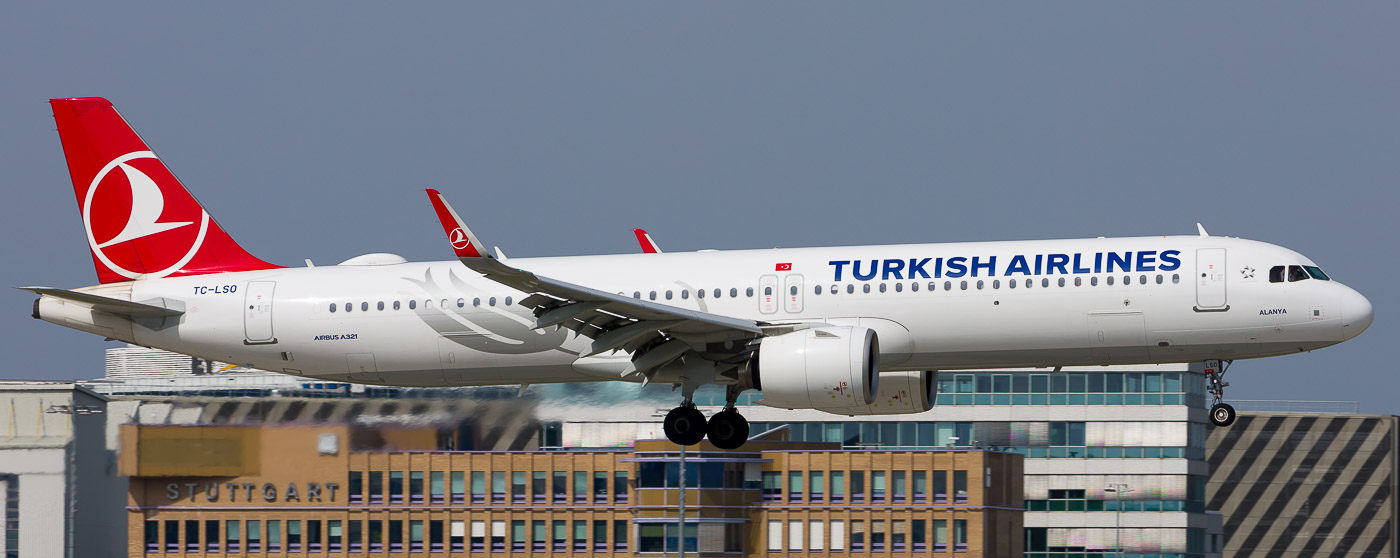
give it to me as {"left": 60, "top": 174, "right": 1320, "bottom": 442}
{"left": 449, "top": 228, "right": 472, "bottom": 250}
{"left": 82, "top": 151, "right": 210, "bottom": 279}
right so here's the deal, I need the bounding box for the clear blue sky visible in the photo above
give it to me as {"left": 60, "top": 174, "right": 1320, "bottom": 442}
{"left": 2, "top": 4, "right": 1394, "bottom": 410}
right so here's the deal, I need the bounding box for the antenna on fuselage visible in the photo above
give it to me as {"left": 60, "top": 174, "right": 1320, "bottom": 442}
{"left": 1196, "top": 223, "right": 1210, "bottom": 237}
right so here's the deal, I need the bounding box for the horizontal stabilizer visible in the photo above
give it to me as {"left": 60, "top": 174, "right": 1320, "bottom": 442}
{"left": 19, "top": 286, "right": 184, "bottom": 318}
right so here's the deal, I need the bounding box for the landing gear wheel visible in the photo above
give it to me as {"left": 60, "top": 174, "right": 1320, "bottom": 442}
{"left": 664, "top": 406, "right": 707, "bottom": 446}
{"left": 706, "top": 410, "right": 750, "bottom": 450}
{"left": 1210, "top": 403, "right": 1237, "bottom": 427}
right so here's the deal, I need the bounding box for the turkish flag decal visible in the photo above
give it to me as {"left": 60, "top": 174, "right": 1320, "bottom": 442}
{"left": 775, "top": 263, "right": 792, "bottom": 271}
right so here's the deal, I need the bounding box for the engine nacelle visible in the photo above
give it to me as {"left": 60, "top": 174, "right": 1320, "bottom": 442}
{"left": 824, "top": 371, "right": 937, "bottom": 416}
{"left": 755, "top": 326, "right": 879, "bottom": 411}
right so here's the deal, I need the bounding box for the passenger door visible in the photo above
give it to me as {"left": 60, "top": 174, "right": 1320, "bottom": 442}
{"left": 1195, "top": 248, "right": 1228, "bottom": 311}
{"left": 243, "top": 281, "right": 277, "bottom": 344}
{"left": 784, "top": 274, "right": 804, "bottom": 313}
{"left": 758, "top": 275, "right": 779, "bottom": 314}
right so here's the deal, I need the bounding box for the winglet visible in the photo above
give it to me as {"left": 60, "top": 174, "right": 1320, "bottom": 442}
{"left": 633, "top": 228, "right": 662, "bottom": 254}
{"left": 1196, "top": 223, "right": 1210, "bottom": 237}
{"left": 426, "top": 188, "right": 489, "bottom": 260}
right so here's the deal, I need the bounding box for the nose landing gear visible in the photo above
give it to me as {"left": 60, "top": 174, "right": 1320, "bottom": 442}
{"left": 1205, "top": 360, "right": 1236, "bottom": 427}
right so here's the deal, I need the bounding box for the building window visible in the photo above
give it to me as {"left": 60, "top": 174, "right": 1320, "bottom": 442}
{"left": 347, "top": 520, "right": 361, "bottom": 553}
{"left": 892, "top": 470, "right": 907, "bottom": 503}
{"left": 247, "top": 520, "right": 262, "bottom": 553}
{"left": 449, "top": 521, "right": 465, "bottom": 552}
{"left": 492, "top": 472, "right": 507, "bottom": 504}
{"left": 762, "top": 471, "right": 782, "bottom": 501}
{"left": 934, "top": 470, "right": 948, "bottom": 503}
{"left": 593, "top": 520, "right": 608, "bottom": 552}
{"left": 409, "top": 520, "right": 424, "bottom": 553}
{"left": 913, "top": 470, "right": 927, "bottom": 503}
{"left": 348, "top": 471, "right": 364, "bottom": 504}
{"left": 573, "top": 520, "right": 587, "bottom": 552}
{"left": 594, "top": 471, "right": 609, "bottom": 502}
{"left": 512, "top": 520, "right": 527, "bottom": 553}
{"left": 471, "top": 471, "right": 485, "bottom": 504}
{"left": 933, "top": 519, "right": 947, "bottom": 552}
{"left": 409, "top": 471, "right": 424, "bottom": 504}
{"left": 204, "top": 519, "right": 219, "bottom": 553}
{"left": 790, "top": 520, "right": 804, "bottom": 551}
{"left": 913, "top": 519, "right": 926, "bottom": 552}
{"left": 954, "top": 519, "right": 968, "bottom": 552}
{"left": 573, "top": 471, "right": 588, "bottom": 503}
{"left": 553, "top": 472, "right": 568, "bottom": 503}
{"left": 429, "top": 520, "right": 443, "bottom": 553}
{"left": 614, "top": 519, "right": 629, "bottom": 552}
{"left": 389, "top": 471, "right": 404, "bottom": 504}
{"left": 552, "top": 520, "right": 567, "bottom": 553}
{"left": 430, "top": 471, "right": 444, "bottom": 504}
{"left": 286, "top": 520, "right": 301, "bottom": 553}
{"left": 789, "top": 471, "right": 804, "bottom": 503}
{"left": 831, "top": 471, "right": 845, "bottom": 503}
{"left": 851, "top": 470, "right": 866, "bottom": 503}
{"left": 451, "top": 471, "right": 465, "bottom": 504}
{"left": 810, "top": 470, "right": 825, "bottom": 503}
{"left": 614, "top": 471, "right": 630, "bottom": 503}
{"left": 830, "top": 520, "right": 845, "bottom": 551}
{"left": 471, "top": 521, "right": 486, "bottom": 552}
{"left": 145, "top": 520, "right": 159, "bottom": 553}
{"left": 533, "top": 471, "right": 547, "bottom": 503}
{"left": 326, "top": 520, "right": 341, "bottom": 552}
{"left": 513, "top": 471, "right": 528, "bottom": 503}
{"left": 367, "top": 520, "right": 382, "bottom": 553}
{"left": 872, "top": 520, "right": 886, "bottom": 552}
{"left": 851, "top": 520, "right": 865, "bottom": 552}
{"left": 532, "top": 520, "right": 547, "bottom": 552}
{"left": 387, "top": 520, "right": 402, "bottom": 553}
{"left": 954, "top": 470, "right": 969, "bottom": 503}
{"left": 872, "top": 470, "right": 886, "bottom": 502}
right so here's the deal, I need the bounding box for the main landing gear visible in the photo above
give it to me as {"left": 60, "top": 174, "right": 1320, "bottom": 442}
{"left": 663, "top": 385, "right": 750, "bottom": 450}
{"left": 1205, "top": 360, "right": 1237, "bottom": 427}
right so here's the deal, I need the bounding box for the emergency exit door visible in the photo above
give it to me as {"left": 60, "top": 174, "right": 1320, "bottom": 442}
{"left": 1195, "top": 248, "right": 1229, "bottom": 311}
{"left": 784, "top": 274, "right": 805, "bottom": 313}
{"left": 244, "top": 281, "right": 277, "bottom": 344}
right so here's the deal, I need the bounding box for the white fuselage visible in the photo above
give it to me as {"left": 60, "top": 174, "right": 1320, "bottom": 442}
{"left": 46, "top": 235, "right": 1372, "bottom": 387}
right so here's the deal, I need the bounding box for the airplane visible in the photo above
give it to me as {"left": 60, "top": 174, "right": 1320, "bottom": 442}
{"left": 26, "top": 97, "right": 1374, "bottom": 449}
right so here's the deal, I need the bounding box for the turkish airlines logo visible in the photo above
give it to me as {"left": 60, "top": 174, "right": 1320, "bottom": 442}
{"left": 449, "top": 228, "right": 472, "bottom": 250}
{"left": 775, "top": 263, "right": 792, "bottom": 271}
{"left": 83, "top": 151, "right": 209, "bottom": 279}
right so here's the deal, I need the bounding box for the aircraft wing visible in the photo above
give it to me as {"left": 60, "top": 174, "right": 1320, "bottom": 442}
{"left": 425, "top": 189, "right": 763, "bottom": 369}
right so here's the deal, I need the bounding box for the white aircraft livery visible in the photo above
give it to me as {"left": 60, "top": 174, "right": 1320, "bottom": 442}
{"left": 28, "top": 97, "right": 1374, "bottom": 448}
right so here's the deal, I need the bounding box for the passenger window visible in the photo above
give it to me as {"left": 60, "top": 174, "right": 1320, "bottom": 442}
{"left": 425, "top": 299, "right": 432, "bottom": 309}
{"left": 1009, "top": 279, "right": 1017, "bottom": 289}
{"left": 649, "top": 291, "right": 657, "bottom": 301}
{"left": 714, "top": 289, "right": 722, "bottom": 298}
{"left": 1269, "top": 266, "right": 1285, "bottom": 283}
{"left": 879, "top": 284, "right": 887, "bottom": 293}
{"left": 1172, "top": 274, "right": 1180, "bottom": 284}
{"left": 746, "top": 287, "right": 754, "bottom": 297}
{"left": 1304, "top": 266, "right": 1330, "bottom": 280}
{"left": 441, "top": 298, "right": 448, "bottom": 308}
{"left": 1090, "top": 277, "right": 1098, "bottom": 286}
{"left": 409, "top": 300, "right": 417, "bottom": 310}
{"left": 473, "top": 298, "right": 481, "bottom": 307}
{"left": 830, "top": 285, "right": 838, "bottom": 295}
{"left": 663, "top": 290, "right": 672, "bottom": 300}
{"left": 813, "top": 286, "right": 821, "bottom": 295}
{"left": 847, "top": 284, "right": 855, "bottom": 294}
{"left": 345, "top": 302, "right": 353, "bottom": 312}
{"left": 1288, "top": 265, "right": 1309, "bottom": 282}
{"left": 696, "top": 289, "right": 704, "bottom": 299}
{"left": 894, "top": 283, "right": 903, "bottom": 293}
{"left": 1107, "top": 276, "right": 1115, "bottom": 286}
{"left": 928, "top": 282, "right": 936, "bottom": 291}
{"left": 863, "top": 284, "right": 871, "bottom": 294}
{"left": 378, "top": 301, "right": 385, "bottom": 311}
{"left": 360, "top": 302, "right": 368, "bottom": 311}
{"left": 1058, "top": 278, "right": 1066, "bottom": 287}
{"left": 393, "top": 301, "right": 401, "bottom": 310}
{"left": 505, "top": 296, "right": 512, "bottom": 306}
{"left": 633, "top": 292, "right": 641, "bottom": 299}
{"left": 1025, "top": 279, "right": 1032, "bottom": 288}
{"left": 731, "top": 288, "right": 739, "bottom": 298}
{"left": 1139, "top": 275, "right": 1147, "bottom": 285}
{"left": 1123, "top": 275, "right": 1130, "bottom": 285}
{"left": 944, "top": 281, "right": 952, "bottom": 291}
{"left": 976, "top": 280, "right": 984, "bottom": 290}
{"left": 763, "top": 287, "right": 771, "bottom": 296}
{"left": 489, "top": 297, "right": 497, "bottom": 307}
{"left": 993, "top": 279, "right": 1000, "bottom": 289}
{"left": 911, "top": 282, "right": 919, "bottom": 292}
{"left": 960, "top": 281, "right": 968, "bottom": 290}
{"left": 1155, "top": 275, "right": 1163, "bottom": 285}
{"left": 329, "top": 303, "right": 337, "bottom": 313}
{"left": 681, "top": 290, "right": 689, "bottom": 299}
{"left": 457, "top": 298, "right": 465, "bottom": 308}
{"left": 1042, "top": 278, "right": 1049, "bottom": 288}
{"left": 1073, "top": 277, "right": 1081, "bottom": 287}
{"left": 790, "top": 286, "right": 798, "bottom": 296}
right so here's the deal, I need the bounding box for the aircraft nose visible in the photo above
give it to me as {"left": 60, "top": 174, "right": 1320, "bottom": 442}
{"left": 1340, "top": 285, "right": 1374, "bottom": 340}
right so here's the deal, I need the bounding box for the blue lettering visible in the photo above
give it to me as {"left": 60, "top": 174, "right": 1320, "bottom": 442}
{"left": 971, "top": 256, "right": 996, "bottom": 277}
{"left": 946, "top": 257, "right": 968, "bottom": 278}
{"left": 1046, "top": 254, "right": 1070, "bottom": 275}
{"left": 1158, "top": 250, "right": 1181, "bottom": 271}
{"left": 829, "top": 260, "right": 851, "bottom": 281}
{"left": 1094, "top": 252, "right": 1103, "bottom": 273}
{"left": 852, "top": 260, "right": 878, "bottom": 281}
{"left": 1107, "top": 252, "right": 1132, "bottom": 273}
{"left": 882, "top": 259, "right": 906, "bottom": 280}
{"left": 934, "top": 257, "right": 944, "bottom": 279}
{"left": 1005, "top": 255, "right": 1031, "bottom": 276}
{"left": 1136, "top": 251, "right": 1157, "bottom": 272}
{"left": 907, "top": 258, "right": 932, "bottom": 279}
{"left": 1072, "top": 253, "right": 1091, "bottom": 274}
{"left": 1034, "top": 254, "right": 1043, "bottom": 275}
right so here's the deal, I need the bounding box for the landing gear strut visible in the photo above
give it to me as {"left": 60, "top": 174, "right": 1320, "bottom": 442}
{"left": 707, "top": 386, "right": 750, "bottom": 450}
{"left": 1205, "top": 360, "right": 1236, "bottom": 427}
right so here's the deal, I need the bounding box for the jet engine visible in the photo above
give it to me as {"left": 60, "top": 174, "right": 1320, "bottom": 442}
{"left": 754, "top": 326, "right": 879, "bottom": 411}
{"left": 830, "top": 371, "right": 937, "bottom": 416}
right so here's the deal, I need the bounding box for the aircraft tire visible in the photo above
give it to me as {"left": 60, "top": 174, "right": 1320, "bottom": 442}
{"left": 1210, "top": 403, "right": 1237, "bottom": 427}
{"left": 706, "top": 410, "right": 749, "bottom": 450}
{"left": 664, "top": 406, "right": 707, "bottom": 446}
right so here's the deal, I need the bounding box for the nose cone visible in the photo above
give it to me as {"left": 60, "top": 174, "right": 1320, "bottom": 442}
{"left": 1340, "top": 285, "right": 1374, "bottom": 340}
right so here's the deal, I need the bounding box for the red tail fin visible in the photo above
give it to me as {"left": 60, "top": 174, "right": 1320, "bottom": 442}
{"left": 50, "top": 97, "right": 280, "bottom": 283}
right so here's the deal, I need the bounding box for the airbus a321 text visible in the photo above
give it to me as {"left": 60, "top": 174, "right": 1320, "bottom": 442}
{"left": 27, "top": 97, "right": 1373, "bottom": 449}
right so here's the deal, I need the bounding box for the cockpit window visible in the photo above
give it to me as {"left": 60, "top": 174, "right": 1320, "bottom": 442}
{"left": 1288, "top": 265, "right": 1309, "bottom": 282}
{"left": 1269, "top": 266, "right": 1285, "bottom": 283}
{"left": 1304, "top": 266, "right": 1330, "bottom": 281}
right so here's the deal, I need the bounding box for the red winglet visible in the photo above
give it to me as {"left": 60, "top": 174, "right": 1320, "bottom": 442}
{"left": 49, "top": 97, "right": 280, "bottom": 283}
{"left": 633, "top": 228, "right": 661, "bottom": 254}
{"left": 425, "top": 188, "right": 485, "bottom": 259}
